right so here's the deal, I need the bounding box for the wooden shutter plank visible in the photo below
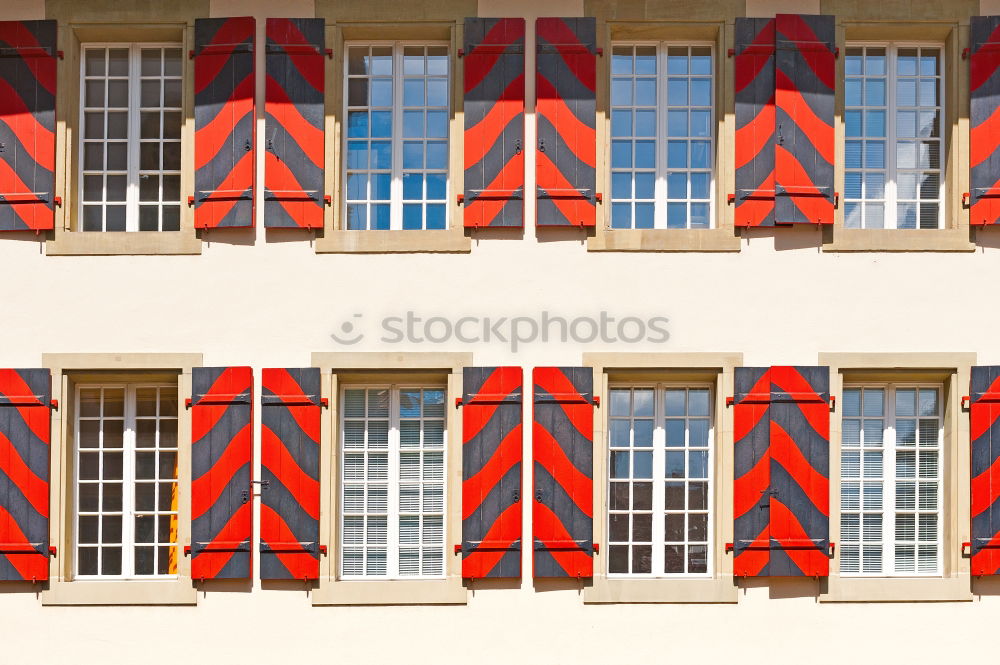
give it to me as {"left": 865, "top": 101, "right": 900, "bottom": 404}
{"left": 264, "top": 18, "right": 325, "bottom": 229}
{"left": 734, "top": 17, "right": 776, "bottom": 227}
{"left": 970, "top": 16, "right": 1000, "bottom": 225}
{"left": 190, "top": 366, "right": 253, "bottom": 579}
{"left": 733, "top": 367, "right": 772, "bottom": 575}
{"left": 0, "top": 20, "right": 56, "bottom": 231}
{"left": 971, "top": 366, "right": 1000, "bottom": 574}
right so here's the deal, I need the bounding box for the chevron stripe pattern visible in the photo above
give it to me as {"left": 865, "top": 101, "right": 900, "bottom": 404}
{"left": 532, "top": 367, "right": 594, "bottom": 577}
{"left": 733, "top": 366, "right": 829, "bottom": 576}
{"left": 0, "top": 20, "right": 56, "bottom": 231}
{"left": 970, "top": 17, "right": 1000, "bottom": 225}
{"left": 461, "top": 367, "right": 522, "bottom": 578}
{"left": 773, "top": 14, "right": 835, "bottom": 224}
{"left": 535, "top": 18, "right": 596, "bottom": 227}
{"left": 734, "top": 17, "right": 776, "bottom": 227}
{"left": 0, "top": 369, "right": 50, "bottom": 581}
{"left": 190, "top": 366, "right": 253, "bottom": 580}
{"left": 193, "top": 17, "right": 256, "bottom": 229}
{"left": 260, "top": 368, "right": 321, "bottom": 580}
{"left": 463, "top": 18, "right": 525, "bottom": 228}
{"left": 264, "top": 18, "right": 325, "bottom": 229}
{"left": 970, "top": 366, "right": 1000, "bottom": 574}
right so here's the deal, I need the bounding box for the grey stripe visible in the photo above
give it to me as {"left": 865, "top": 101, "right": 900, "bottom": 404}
{"left": 0, "top": 407, "right": 50, "bottom": 483}
{"left": 261, "top": 400, "right": 320, "bottom": 481}
{"left": 191, "top": 402, "right": 252, "bottom": 479}
{"left": 533, "top": 462, "right": 591, "bottom": 549}
{"left": 0, "top": 467, "right": 47, "bottom": 549}
{"left": 191, "top": 461, "right": 251, "bottom": 547}
{"left": 260, "top": 468, "right": 319, "bottom": 552}
{"left": 462, "top": 462, "right": 521, "bottom": 547}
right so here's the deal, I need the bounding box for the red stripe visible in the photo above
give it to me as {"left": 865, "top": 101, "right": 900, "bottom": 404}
{"left": 775, "top": 145, "right": 834, "bottom": 224}
{"left": 191, "top": 501, "right": 252, "bottom": 579}
{"left": 194, "top": 17, "right": 254, "bottom": 95}
{"left": 195, "top": 72, "right": 254, "bottom": 170}
{"left": 0, "top": 154, "right": 51, "bottom": 230}
{"left": 532, "top": 502, "right": 592, "bottom": 577}
{"left": 533, "top": 422, "right": 592, "bottom": 518}
{"left": 536, "top": 149, "right": 594, "bottom": 225}
{"left": 735, "top": 98, "right": 774, "bottom": 170}
{"left": 191, "top": 367, "right": 252, "bottom": 443}
{"left": 775, "top": 70, "right": 834, "bottom": 166}
{"left": 464, "top": 150, "right": 524, "bottom": 227}
{"left": 972, "top": 103, "right": 1000, "bottom": 169}
{"left": 535, "top": 18, "right": 595, "bottom": 92}
{"left": 464, "top": 74, "right": 524, "bottom": 169}
{"left": 775, "top": 14, "right": 835, "bottom": 92}
{"left": 261, "top": 369, "right": 321, "bottom": 441}
{"left": 0, "top": 430, "right": 47, "bottom": 518}
{"left": 0, "top": 504, "right": 47, "bottom": 580}
{"left": 462, "top": 503, "right": 520, "bottom": 578}
{"left": 194, "top": 150, "right": 255, "bottom": 228}
{"left": 734, "top": 19, "right": 774, "bottom": 93}
{"left": 734, "top": 171, "right": 775, "bottom": 227}
{"left": 265, "top": 74, "right": 324, "bottom": 168}
{"left": 970, "top": 197, "right": 1000, "bottom": 227}
{"left": 260, "top": 504, "right": 317, "bottom": 579}
{"left": 972, "top": 396, "right": 1000, "bottom": 442}
{"left": 769, "top": 421, "right": 829, "bottom": 517}
{"left": 463, "top": 423, "right": 521, "bottom": 519}
{"left": 769, "top": 499, "right": 828, "bottom": 576}
{"left": 734, "top": 452, "right": 769, "bottom": 519}
{"left": 733, "top": 370, "right": 771, "bottom": 442}
{"left": 532, "top": 368, "right": 593, "bottom": 438}
{"left": 536, "top": 73, "right": 596, "bottom": 168}
{"left": 0, "top": 22, "right": 56, "bottom": 95}
{"left": 265, "top": 19, "right": 324, "bottom": 93}
{"left": 0, "top": 369, "right": 50, "bottom": 444}
{"left": 261, "top": 424, "right": 319, "bottom": 521}
{"left": 463, "top": 367, "right": 520, "bottom": 442}
{"left": 770, "top": 366, "right": 829, "bottom": 439}
{"left": 733, "top": 525, "right": 769, "bottom": 576}
{"left": 264, "top": 151, "right": 323, "bottom": 227}
{"left": 191, "top": 423, "right": 251, "bottom": 520}
{"left": 972, "top": 22, "right": 1000, "bottom": 92}
{"left": 972, "top": 444, "right": 1000, "bottom": 518}
{"left": 464, "top": 19, "right": 524, "bottom": 94}
{"left": 0, "top": 77, "right": 54, "bottom": 171}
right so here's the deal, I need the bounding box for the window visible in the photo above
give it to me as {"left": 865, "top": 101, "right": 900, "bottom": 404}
{"left": 609, "top": 44, "right": 713, "bottom": 230}
{"left": 844, "top": 45, "right": 943, "bottom": 229}
{"left": 344, "top": 43, "right": 449, "bottom": 231}
{"left": 75, "top": 384, "right": 179, "bottom": 578}
{"left": 340, "top": 385, "right": 446, "bottom": 578}
{"left": 839, "top": 384, "right": 942, "bottom": 576}
{"left": 79, "top": 44, "right": 182, "bottom": 232}
{"left": 607, "top": 384, "right": 712, "bottom": 576}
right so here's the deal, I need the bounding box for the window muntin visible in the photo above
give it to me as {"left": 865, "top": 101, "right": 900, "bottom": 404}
{"left": 79, "top": 45, "right": 183, "bottom": 232}
{"left": 844, "top": 45, "right": 943, "bottom": 229}
{"left": 609, "top": 44, "right": 714, "bottom": 230}
{"left": 839, "top": 384, "right": 942, "bottom": 576}
{"left": 75, "top": 384, "right": 179, "bottom": 578}
{"left": 340, "top": 385, "right": 446, "bottom": 579}
{"left": 607, "top": 384, "right": 712, "bottom": 576}
{"left": 344, "top": 43, "right": 449, "bottom": 231}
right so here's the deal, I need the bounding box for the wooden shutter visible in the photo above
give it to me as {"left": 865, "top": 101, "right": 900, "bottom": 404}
{"left": 0, "top": 369, "right": 51, "bottom": 581}
{"left": 535, "top": 18, "right": 596, "bottom": 227}
{"left": 463, "top": 18, "right": 525, "bottom": 228}
{"left": 260, "top": 368, "right": 321, "bottom": 580}
{"left": 532, "top": 367, "right": 594, "bottom": 577}
{"left": 733, "top": 366, "right": 830, "bottom": 576}
{"left": 0, "top": 20, "right": 57, "bottom": 231}
{"left": 971, "top": 366, "right": 1000, "bottom": 574}
{"left": 193, "top": 17, "right": 255, "bottom": 229}
{"left": 460, "top": 367, "right": 522, "bottom": 578}
{"left": 190, "top": 366, "right": 253, "bottom": 579}
{"left": 735, "top": 15, "right": 835, "bottom": 226}
{"left": 264, "top": 18, "right": 325, "bottom": 229}
{"left": 970, "top": 16, "right": 1000, "bottom": 225}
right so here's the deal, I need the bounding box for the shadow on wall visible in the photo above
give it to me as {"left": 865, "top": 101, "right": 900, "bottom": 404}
{"left": 535, "top": 225, "right": 592, "bottom": 245}
{"left": 264, "top": 227, "right": 323, "bottom": 244}
{"left": 737, "top": 575, "right": 822, "bottom": 600}
{"left": 739, "top": 225, "right": 825, "bottom": 252}
{"left": 198, "top": 227, "right": 256, "bottom": 247}
{"left": 0, "top": 230, "right": 48, "bottom": 251}
{"left": 972, "top": 227, "right": 1000, "bottom": 250}
{"left": 194, "top": 578, "right": 253, "bottom": 594}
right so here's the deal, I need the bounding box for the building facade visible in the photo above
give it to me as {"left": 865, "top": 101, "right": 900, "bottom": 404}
{"left": 1, "top": 0, "right": 999, "bottom": 662}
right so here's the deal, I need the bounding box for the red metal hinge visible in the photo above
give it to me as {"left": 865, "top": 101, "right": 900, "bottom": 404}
{"left": 319, "top": 545, "right": 328, "bottom": 556}
{"left": 963, "top": 47, "right": 970, "bottom": 60}
{"left": 185, "top": 398, "right": 193, "bottom": 409}
{"left": 595, "top": 192, "right": 603, "bottom": 204}
{"left": 829, "top": 395, "right": 836, "bottom": 412}
{"left": 48, "top": 546, "right": 57, "bottom": 557}
{"left": 727, "top": 48, "right": 735, "bottom": 57}
{"left": 187, "top": 196, "right": 195, "bottom": 207}
{"left": 963, "top": 192, "right": 971, "bottom": 207}
{"left": 56, "top": 50, "right": 64, "bottom": 60}
{"left": 49, "top": 399, "right": 58, "bottom": 410}
{"left": 457, "top": 48, "right": 464, "bottom": 57}
{"left": 962, "top": 395, "right": 971, "bottom": 409}
{"left": 189, "top": 50, "right": 195, "bottom": 60}
{"left": 725, "top": 542, "right": 734, "bottom": 553}
{"left": 833, "top": 192, "right": 839, "bottom": 209}
{"left": 184, "top": 545, "right": 192, "bottom": 555}
{"left": 457, "top": 194, "right": 464, "bottom": 205}
{"left": 324, "top": 195, "right": 332, "bottom": 206}
{"left": 593, "top": 396, "right": 600, "bottom": 407}
{"left": 828, "top": 542, "right": 836, "bottom": 558}
{"left": 321, "top": 397, "right": 329, "bottom": 408}
{"left": 596, "top": 47, "right": 603, "bottom": 57}
{"left": 454, "top": 544, "right": 463, "bottom": 554}
{"left": 962, "top": 541, "right": 972, "bottom": 557}
{"left": 727, "top": 193, "right": 735, "bottom": 205}
{"left": 54, "top": 196, "right": 62, "bottom": 207}
{"left": 834, "top": 47, "right": 839, "bottom": 58}
{"left": 726, "top": 396, "right": 734, "bottom": 406}
{"left": 325, "top": 48, "right": 333, "bottom": 59}
{"left": 455, "top": 397, "right": 463, "bottom": 409}
{"left": 593, "top": 543, "right": 600, "bottom": 554}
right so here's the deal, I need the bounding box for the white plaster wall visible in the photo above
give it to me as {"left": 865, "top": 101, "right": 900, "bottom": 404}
{"left": 0, "top": 0, "right": 998, "bottom": 663}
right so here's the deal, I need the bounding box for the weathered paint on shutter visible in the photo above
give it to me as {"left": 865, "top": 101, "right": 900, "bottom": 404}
{"left": 463, "top": 18, "right": 525, "bottom": 228}
{"left": 971, "top": 366, "right": 1000, "bottom": 574}
{"left": 734, "top": 17, "right": 776, "bottom": 227}
{"left": 773, "top": 15, "right": 835, "bottom": 224}
{"left": 0, "top": 369, "right": 51, "bottom": 581}
{"left": 260, "top": 368, "right": 321, "bottom": 580}
{"left": 535, "top": 18, "right": 596, "bottom": 227}
{"left": 970, "top": 16, "right": 1000, "bottom": 225}
{"left": 733, "top": 366, "right": 829, "bottom": 576}
{"left": 264, "top": 18, "right": 325, "bottom": 229}
{"left": 193, "top": 17, "right": 255, "bottom": 229}
{"left": 190, "top": 366, "right": 253, "bottom": 579}
{"left": 0, "top": 20, "right": 56, "bottom": 231}
{"left": 460, "top": 366, "right": 522, "bottom": 578}
{"left": 532, "top": 367, "right": 594, "bottom": 577}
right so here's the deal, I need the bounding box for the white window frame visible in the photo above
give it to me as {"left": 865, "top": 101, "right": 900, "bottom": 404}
{"left": 77, "top": 42, "right": 183, "bottom": 232}
{"left": 338, "top": 383, "right": 448, "bottom": 580}
{"left": 606, "top": 381, "right": 714, "bottom": 578}
{"left": 843, "top": 42, "right": 945, "bottom": 229}
{"left": 839, "top": 382, "right": 944, "bottom": 577}
{"left": 341, "top": 40, "right": 451, "bottom": 231}
{"left": 608, "top": 41, "right": 716, "bottom": 230}
{"left": 73, "top": 382, "right": 179, "bottom": 580}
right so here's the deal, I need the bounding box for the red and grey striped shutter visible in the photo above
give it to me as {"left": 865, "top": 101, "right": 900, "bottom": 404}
{"left": 532, "top": 367, "right": 594, "bottom": 577}
{"left": 773, "top": 14, "right": 835, "bottom": 224}
{"left": 970, "top": 366, "right": 1000, "bottom": 574}
{"left": 260, "top": 368, "right": 321, "bottom": 580}
{"left": 734, "top": 17, "right": 776, "bottom": 227}
{"left": 460, "top": 367, "right": 522, "bottom": 578}
{"left": 193, "top": 17, "right": 255, "bottom": 229}
{"left": 264, "top": 18, "right": 325, "bottom": 229}
{"left": 190, "top": 366, "right": 253, "bottom": 579}
{"left": 970, "top": 17, "right": 1000, "bottom": 225}
{"left": 535, "top": 18, "right": 596, "bottom": 227}
{"left": 463, "top": 18, "right": 525, "bottom": 228}
{"left": 0, "top": 20, "right": 57, "bottom": 232}
{"left": 0, "top": 369, "right": 51, "bottom": 581}
{"left": 733, "top": 366, "right": 829, "bottom": 576}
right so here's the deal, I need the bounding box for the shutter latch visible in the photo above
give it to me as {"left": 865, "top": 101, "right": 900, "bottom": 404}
{"left": 243, "top": 479, "right": 271, "bottom": 503}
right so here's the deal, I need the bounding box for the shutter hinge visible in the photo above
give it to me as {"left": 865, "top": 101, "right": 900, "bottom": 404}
{"left": 188, "top": 50, "right": 195, "bottom": 60}
{"left": 593, "top": 395, "right": 600, "bottom": 407}
{"left": 829, "top": 395, "right": 836, "bottom": 412}
{"left": 595, "top": 192, "right": 603, "bottom": 204}
{"left": 963, "top": 47, "right": 970, "bottom": 60}
{"left": 963, "top": 192, "right": 971, "bottom": 208}
{"left": 457, "top": 48, "right": 464, "bottom": 57}
{"left": 48, "top": 546, "right": 57, "bottom": 557}
{"left": 962, "top": 542, "right": 972, "bottom": 557}
{"left": 319, "top": 545, "right": 328, "bottom": 556}
{"left": 725, "top": 542, "right": 734, "bottom": 553}
{"left": 454, "top": 544, "right": 463, "bottom": 554}
{"left": 325, "top": 48, "right": 333, "bottom": 59}
{"left": 56, "top": 50, "right": 64, "bottom": 60}
{"left": 828, "top": 542, "right": 836, "bottom": 558}
{"left": 54, "top": 196, "right": 62, "bottom": 207}
{"left": 596, "top": 47, "right": 603, "bottom": 56}
{"left": 454, "top": 397, "right": 463, "bottom": 408}
{"left": 725, "top": 396, "right": 734, "bottom": 406}
{"left": 727, "top": 193, "right": 735, "bottom": 205}
{"left": 593, "top": 543, "right": 600, "bottom": 554}
{"left": 324, "top": 195, "right": 332, "bottom": 206}
{"left": 183, "top": 545, "right": 191, "bottom": 556}
{"left": 834, "top": 192, "right": 839, "bottom": 209}
{"left": 962, "top": 395, "right": 971, "bottom": 410}
{"left": 184, "top": 398, "right": 192, "bottom": 409}
{"left": 49, "top": 399, "right": 58, "bottom": 410}
{"left": 727, "top": 48, "right": 734, "bottom": 57}
{"left": 457, "top": 194, "right": 464, "bottom": 205}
